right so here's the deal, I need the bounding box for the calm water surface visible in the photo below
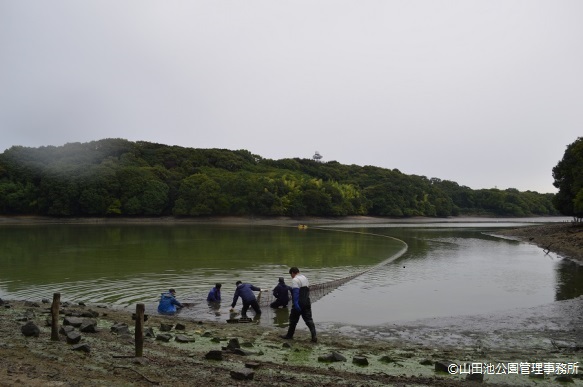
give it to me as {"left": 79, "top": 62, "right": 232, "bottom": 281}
{"left": 0, "top": 219, "right": 580, "bottom": 327}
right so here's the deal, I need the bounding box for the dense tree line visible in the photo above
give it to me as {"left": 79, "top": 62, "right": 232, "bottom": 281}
{"left": 553, "top": 137, "right": 583, "bottom": 221}
{"left": 0, "top": 138, "right": 559, "bottom": 218}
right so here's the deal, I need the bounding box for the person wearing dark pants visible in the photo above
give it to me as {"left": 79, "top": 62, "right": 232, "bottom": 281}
{"left": 280, "top": 267, "right": 317, "bottom": 343}
{"left": 270, "top": 277, "right": 291, "bottom": 308}
{"left": 230, "top": 281, "right": 263, "bottom": 317}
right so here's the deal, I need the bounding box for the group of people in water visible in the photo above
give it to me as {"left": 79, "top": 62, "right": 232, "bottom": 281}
{"left": 156, "top": 266, "right": 317, "bottom": 342}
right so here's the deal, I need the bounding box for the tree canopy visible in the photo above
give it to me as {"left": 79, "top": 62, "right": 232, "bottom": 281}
{"left": 553, "top": 137, "right": 583, "bottom": 221}
{"left": 0, "top": 138, "right": 559, "bottom": 218}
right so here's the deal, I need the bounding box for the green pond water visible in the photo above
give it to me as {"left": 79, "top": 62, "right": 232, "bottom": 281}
{"left": 0, "top": 219, "right": 581, "bottom": 327}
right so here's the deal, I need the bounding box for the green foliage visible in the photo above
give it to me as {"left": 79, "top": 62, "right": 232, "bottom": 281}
{"left": 0, "top": 138, "right": 559, "bottom": 218}
{"left": 553, "top": 137, "right": 583, "bottom": 220}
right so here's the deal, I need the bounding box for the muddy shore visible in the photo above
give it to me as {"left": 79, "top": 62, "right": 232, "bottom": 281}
{"left": 0, "top": 218, "right": 582, "bottom": 386}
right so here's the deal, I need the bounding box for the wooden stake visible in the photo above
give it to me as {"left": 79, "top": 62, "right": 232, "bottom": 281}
{"left": 50, "top": 293, "right": 60, "bottom": 341}
{"left": 135, "top": 303, "right": 145, "bottom": 357}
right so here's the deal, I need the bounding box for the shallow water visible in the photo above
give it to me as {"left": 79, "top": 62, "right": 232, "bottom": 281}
{"left": 0, "top": 219, "right": 580, "bottom": 328}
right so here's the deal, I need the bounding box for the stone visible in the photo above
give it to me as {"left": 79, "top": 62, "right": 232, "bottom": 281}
{"left": 21, "top": 321, "right": 40, "bottom": 337}
{"left": 205, "top": 350, "right": 223, "bottom": 360}
{"left": 435, "top": 360, "right": 453, "bottom": 373}
{"left": 110, "top": 323, "right": 130, "bottom": 335}
{"left": 201, "top": 331, "right": 213, "bottom": 337}
{"left": 245, "top": 362, "right": 261, "bottom": 369}
{"left": 175, "top": 323, "right": 186, "bottom": 330}
{"left": 175, "top": 335, "right": 195, "bottom": 343}
{"left": 160, "top": 323, "right": 173, "bottom": 332}
{"left": 230, "top": 368, "right": 254, "bottom": 381}
{"left": 60, "top": 325, "right": 75, "bottom": 335}
{"left": 227, "top": 338, "right": 240, "bottom": 350}
{"left": 352, "top": 356, "right": 369, "bottom": 366}
{"left": 144, "top": 327, "right": 155, "bottom": 338}
{"left": 318, "top": 352, "right": 346, "bottom": 363}
{"left": 66, "top": 331, "right": 82, "bottom": 344}
{"left": 282, "top": 342, "right": 292, "bottom": 348}
{"left": 466, "top": 372, "right": 484, "bottom": 382}
{"left": 24, "top": 301, "right": 40, "bottom": 308}
{"left": 241, "top": 341, "right": 254, "bottom": 348}
{"left": 71, "top": 343, "right": 91, "bottom": 353}
{"left": 379, "top": 355, "right": 398, "bottom": 363}
{"left": 211, "top": 337, "right": 221, "bottom": 343}
{"left": 419, "top": 359, "right": 433, "bottom": 366}
{"left": 232, "top": 348, "right": 254, "bottom": 356}
{"left": 80, "top": 319, "right": 98, "bottom": 333}
{"left": 63, "top": 317, "right": 84, "bottom": 327}
{"left": 41, "top": 298, "right": 50, "bottom": 304}
{"left": 78, "top": 301, "right": 86, "bottom": 306}
{"left": 156, "top": 334, "right": 173, "bottom": 342}
{"left": 81, "top": 310, "right": 99, "bottom": 318}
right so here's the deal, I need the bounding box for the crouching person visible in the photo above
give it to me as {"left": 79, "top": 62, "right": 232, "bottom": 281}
{"left": 157, "top": 288, "right": 183, "bottom": 315}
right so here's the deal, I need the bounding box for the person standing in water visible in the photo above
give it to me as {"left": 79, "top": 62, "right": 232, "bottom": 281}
{"left": 280, "top": 267, "right": 317, "bottom": 343}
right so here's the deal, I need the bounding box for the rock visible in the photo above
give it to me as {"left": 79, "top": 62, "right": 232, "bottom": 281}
{"left": 175, "top": 323, "right": 186, "bottom": 330}
{"left": 110, "top": 323, "right": 130, "bottom": 335}
{"left": 144, "top": 327, "right": 155, "bottom": 338}
{"left": 435, "top": 360, "right": 453, "bottom": 373}
{"left": 78, "top": 301, "right": 86, "bottom": 306}
{"left": 41, "top": 298, "right": 50, "bottom": 304}
{"left": 81, "top": 310, "right": 99, "bottom": 318}
{"left": 211, "top": 337, "right": 221, "bottom": 343}
{"left": 63, "top": 317, "right": 84, "bottom": 327}
{"left": 241, "top": 341, "right": 254, "bottom": 348}
{"left": 419, "top": 359, "right": 433, "bottom": 366}
{"left": 0, "top": 298, "right": 3, "bottom": 305}
{"left": 466, "top": 372, "right": 484, "bottom": 382}
{"left": 232, "top": 348, "right": 254, "bottom": 356}
{"left": 175, "top": 335, "right": 195, "bottom": 343}
{"left": 159, "top": 323, "right": 173, "bottom": 332}
{"left": 60, "top": 325, "right": 75, "bottom": 335}
{"left": 21, "top": 321, "right": 40, "bottom": 337}
{"left": 202, "top": 331, "right": 213, "bottom": 337}
{"left": 282, "top": 342, "right": 292, "bottom": 348}
{"left": 156, "top": 334, "right": 173, "bottom": 342}
{"left": 80, "top": 319, "right": 98, "bottom": 333}
{"left": 71, "top": 343, "right": 91, "bottom": 353}
{"left": 17, "top": 310, "right": 36, "bottom": 322}
{"left": 24, "top": 301, "right": 40, "bottom": 308}
{"left": 352, "top": 356, "right": 369, "bottom": 366}
{"left": 230, "top": 368, "right": 254, "bottom": 381}
{"left": 205, "top": 350, "right": 223, "bottom": 360}
{"left": 227, "top": 338, "right": 240, "bottom": 350}
{"left": 318, "top": 352, "right": 346, "bottom": 363}
{"left": 245, "top": 362, "right": 261, "bottom": 369}
{"left": 66, "top": 331, "right": 82, "bottom": 344}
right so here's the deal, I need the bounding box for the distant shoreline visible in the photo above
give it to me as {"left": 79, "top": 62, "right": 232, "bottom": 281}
{"left": 0, "top": 214, "right": 572, "bottom": 226}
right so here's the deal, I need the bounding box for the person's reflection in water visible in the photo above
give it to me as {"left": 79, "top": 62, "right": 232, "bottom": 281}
{"left": 273, "top": 307, "right": 290, "bottom": 327}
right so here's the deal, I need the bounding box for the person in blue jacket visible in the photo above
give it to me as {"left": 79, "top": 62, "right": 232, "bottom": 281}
{"left": 207, "top": 283, "right": 222, "bottom": 303}
{"left": 270, "top": 277, "right": 290, "bottom": 308}
{"left": 157, "top": 288, "right": 183, "bottom": 315}
{"left": 230, "top": 281, "right": 263, "bottom": 317}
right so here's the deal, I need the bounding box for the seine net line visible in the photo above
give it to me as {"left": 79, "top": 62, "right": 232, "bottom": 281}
{"left": 255, "top": 226, "right": 407, "bottom": 307}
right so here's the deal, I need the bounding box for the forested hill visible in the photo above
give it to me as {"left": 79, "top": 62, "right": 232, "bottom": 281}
{"left": 0, "top": 138, "right": 558, "bottom": 217}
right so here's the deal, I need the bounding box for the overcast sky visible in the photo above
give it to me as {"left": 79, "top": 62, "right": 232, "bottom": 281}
{"left": 1, "top": 1, "right": 581, "bottom": 193}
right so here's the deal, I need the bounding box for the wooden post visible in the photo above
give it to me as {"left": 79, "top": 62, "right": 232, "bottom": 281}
{"left": 135, "top": 303, "right": 145, "bottom": 358}
{"left": 50, "top": 293, "right": 60, "bottom": 341}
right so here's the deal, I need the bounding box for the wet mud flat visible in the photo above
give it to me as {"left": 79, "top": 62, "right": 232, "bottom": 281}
{"left": 0, "top": 297, "right": 581, "bottom": 386}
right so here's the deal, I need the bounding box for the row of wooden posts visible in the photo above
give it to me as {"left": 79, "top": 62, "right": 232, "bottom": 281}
{"left": 49, "top": 293, "right": 145, "bottom": 357}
